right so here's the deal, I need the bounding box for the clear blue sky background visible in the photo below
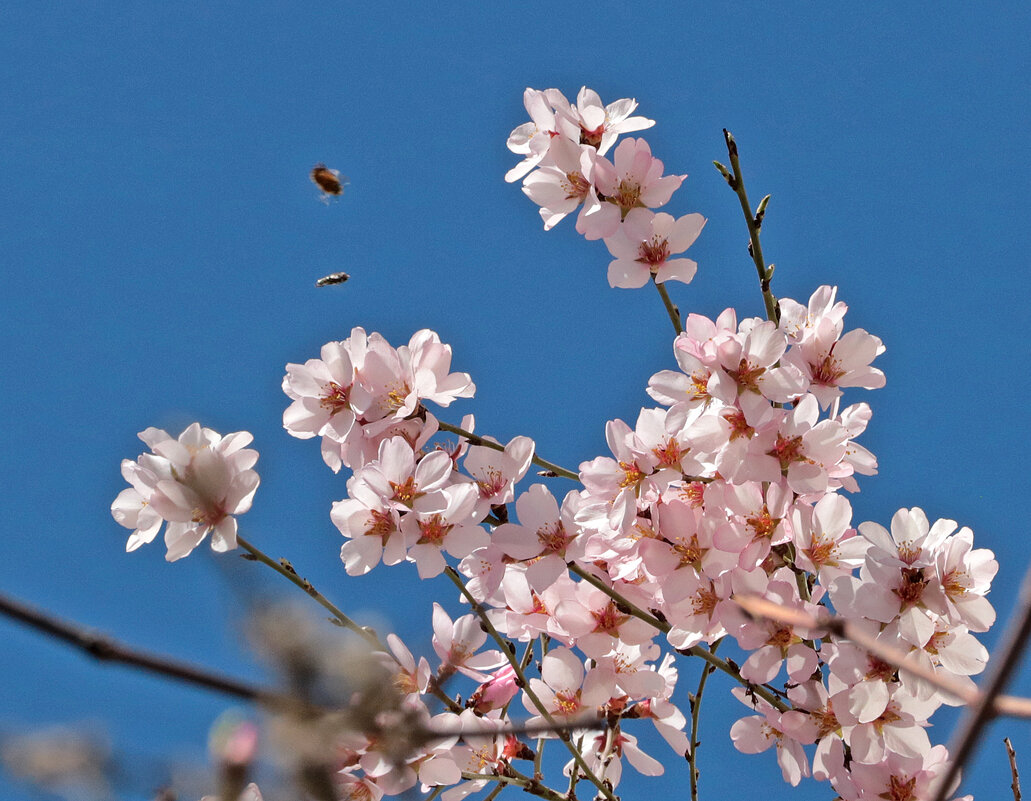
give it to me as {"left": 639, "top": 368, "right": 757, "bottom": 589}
{"left": 2, "top": 3, "right": 1030, "bottom": 800}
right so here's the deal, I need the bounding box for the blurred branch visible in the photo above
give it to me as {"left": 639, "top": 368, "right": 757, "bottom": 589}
{"left": 236, "top": 534, "right": 463, "bottom": 715}
{"left": 0, "top": 590, "right": 294, "bottom": 708}
{"left": 933, "top": 561, "right": 1031, "bottom": 801}
{"left": 733, "top": 595, "right": 1031, "bottom": 720}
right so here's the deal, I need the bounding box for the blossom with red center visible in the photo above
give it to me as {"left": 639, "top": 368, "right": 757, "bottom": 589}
{"left": 112, "top": 423, "right": 259, "bottom": 561}
{"left": 579, "top": 138, "right": 686, "bottom": 240}
{"left": 523, "top": 647, "right": 611, "bottom": 725}
{"left": 353, "top": 436, "right": 453, "bottom": 513}
{"left": 603, "top": 208, "right": 706, "bottom": 289}
{"left": 505, "top": 86, "right": 581, "bottom": 183}
{"left": 400, "top": 483, "right": 488, "bottom": 579}
{"left": 430, "top": 603, "right": 506, "bottom": 681}
{"left": 331, "top": 490, "right": 405, "bottom": 576}
{"left": 554, "top": 580, "right": 658, "bottom": 658}
{"left": 521, "top": 136, "right": 602, "bottom": 231}
{"left": 282, "top": 337, "right": 371, "bottom": 466}
{"left": 560, "top": 86, "right": 655, "bottom": 155}
{"left": 790, "top": 493, "right": 869, "bottom": 584}
{"left": 736, "top": 394, "right": 850, "bottom": 494}
{"left": 780, "top": 286, "right": 886, "bottom": 410}
{"left": 492, "top": 483, "right": 584, "bottom": 591}
{"left": 730, "top": 686, "right": 817, "bottom": 787}
{"left": 460, "top": 433, "right": 534, "bottom": 517}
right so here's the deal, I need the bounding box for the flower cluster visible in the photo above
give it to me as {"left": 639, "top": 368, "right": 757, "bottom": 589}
{"left": 112, "top": 423, "right": 260, "bottom": 561}
{"left": 507, "top": 86, "right": 706, "bottom": 289}
{"left": 111, "top": 86, "right": 1000, "bottom": 801}
{"left": 282, "top": 327, "right": 476, "bottom": 473}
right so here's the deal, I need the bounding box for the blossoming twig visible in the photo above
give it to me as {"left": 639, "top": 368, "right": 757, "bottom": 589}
{"left": 460, "top": 769, "right": 566, "bottom": 801}
{"left": 733, "top": 594, "right": 1031, "bottom": 718}
{"left": 932, "top": 560, "right": 1031, "bottom": 801}
{"left": 236, "top": 534, "right": 465, "bottom": 713}
{"left": 436, "top": 420, "right": 579, "bottom": 481}
{"left": 567, "top": 562, "right": 787, "bottom": 710}
{"left": 443, "top": 567, "right": 618, "bottom": 801}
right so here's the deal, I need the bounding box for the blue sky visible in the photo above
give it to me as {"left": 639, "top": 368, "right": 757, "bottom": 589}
{"left": 2, "top": 2, "right": 1030, "bottom": 799}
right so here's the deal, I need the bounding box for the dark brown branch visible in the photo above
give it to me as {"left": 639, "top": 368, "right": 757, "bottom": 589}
{"left": 933, "top": 561, "right": 1031, "bottom": 801}
{"left": 0, "top": 590, "right": 294, "bottom": 708}
{"left": 1006, "top": 738, "right": 1022, "bottom": 801}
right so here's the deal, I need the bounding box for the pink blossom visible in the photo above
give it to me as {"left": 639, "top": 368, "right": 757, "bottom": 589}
{"left": 461, "top": 434, "right": 535, "bottom": 514}
{"left": 401, "top": 484, "right": 488, "bottom": 579}
{"left": 430, "top": 603, "right": 506, "bottom": 681}
{"left": 491, "top": 484, "right": 583, "bottom": 591}
{"left": 715, "top": 319, "right": 807, "bottom": 403}
{"left": 523, "top": 647, "right": 611, "bottom": 724}
{"left": 112, "top": 424, "right": 259, "bottom": 561}
{"left": 603, "top": 209, "right": 705, "bottom": 289}
{"left": 521, "top": 136, "right": 600, "bottom": 231}
{"left": 730, "top": 687, "right": 817, "bottom": 786}
{"left": 379, "top": 633, "right": 431, "bottom": 696}
{"left": 559, "top": 86, "right": 655, "bottom": 156}
{"left": 468, "top": 664, "right": 519, "bottom": 714}
{"left": 352, "top": 437, "right": 453, "bottom": 513}
{"left": 782, "top": 321, "right": 886, "bottom": 410}
{"left": 505, "top": 87, "right": 581, "bottom": 182}
{"left": 282, "top": 337, "right": 370, "bottom": 450}
{"left": 331, "top": 489, "right": 405, "bottom": 576}
{"left": 580, "top": 138, "right": 685, "bottom": 240}
{"left": 790, "top": 493, "right": 869, "bottom": 583}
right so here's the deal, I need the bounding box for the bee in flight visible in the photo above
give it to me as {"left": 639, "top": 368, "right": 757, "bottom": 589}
{"left": 310, "top": 164, "right": 348, "bottom": 203}
{"left": 315, "top": 271, "right": 349, "bottom": 287}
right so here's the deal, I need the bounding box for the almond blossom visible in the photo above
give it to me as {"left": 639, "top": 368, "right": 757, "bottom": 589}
{"left": 112, "top": 423, "right": 259, "bottom": 561}
{"left": 430, "top": 603, "right": 506, "bottom": 681}
{"left": 603, "top": 208, "right": 706, "bottom": 288}
{"left": 580, "top": 138, "right": 685, "bottom": 240}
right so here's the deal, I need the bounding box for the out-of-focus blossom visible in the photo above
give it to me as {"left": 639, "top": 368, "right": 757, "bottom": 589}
{"left": 112, "top": 423, "right": 259, "bottom": 561}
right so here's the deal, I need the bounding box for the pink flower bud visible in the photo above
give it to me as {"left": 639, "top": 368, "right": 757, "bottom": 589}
{"left": 468, "top": 664, "right": 519, "bottom": 713}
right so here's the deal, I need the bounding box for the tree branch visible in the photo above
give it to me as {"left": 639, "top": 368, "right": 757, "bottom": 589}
{"left": 436, "top": 420, "right": 579, "bottom": 481}
{"left": 0, "top": 590, "right": 295, "bottom": 709}
{"left": 714, "top": 130, "right": 779, "bottom": 323}
{"left": 1006, "top": 738, "right": 1022, "bottom": 801}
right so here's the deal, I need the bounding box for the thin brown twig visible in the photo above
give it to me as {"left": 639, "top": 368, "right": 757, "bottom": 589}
{"left": 443, "top": 567, "right": 618, "bottom": 801}
{"left": 713, "top": 130, "right": 779, "bottom": 323}
{"left": 1005, "top": 738, "right": 1022, "bottom": 801}
{"left": 460, "top": 769, "right": 566, "bottom": 801}
{"left": 689, "top": 638, "right": 721, "bottom": 801}
{"left": 236, "top": 534, "right": 464, "bottom": 714}
{"left": 435, "top": 420, "right": 579, "bottom": 481}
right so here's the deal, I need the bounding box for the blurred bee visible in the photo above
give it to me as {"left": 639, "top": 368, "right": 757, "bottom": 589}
{"left": 315, "top": 272, "right": 349, "bottom": 288}
{"left": 310, "top": 164, "right": 347, "bottom": 203}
